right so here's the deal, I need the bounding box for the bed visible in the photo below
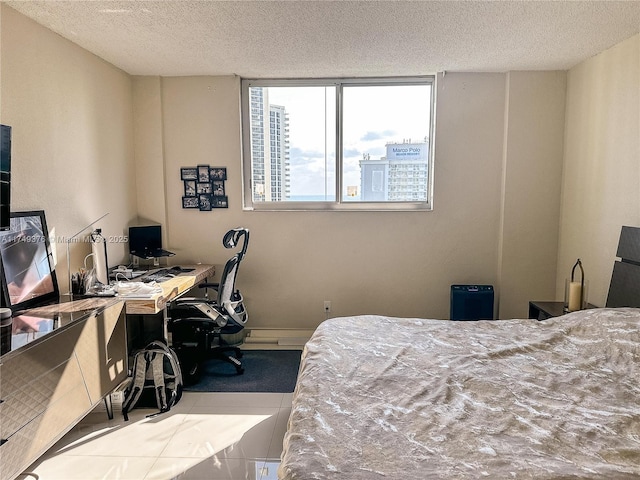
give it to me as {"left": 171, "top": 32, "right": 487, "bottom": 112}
{"left": 279, "top": 227, "right": 640, "bottom": 479}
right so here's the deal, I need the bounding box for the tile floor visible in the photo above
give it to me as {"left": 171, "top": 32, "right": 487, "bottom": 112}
{"left": 17, "top": 392, "right": 292, "bottom": 480}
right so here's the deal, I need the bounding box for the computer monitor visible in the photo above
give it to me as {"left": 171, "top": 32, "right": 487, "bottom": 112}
{"left": 128, "top": 224, "right": 174, "bottom": 260}
{"left": 0, "top": 210, "right": 59, "bottom": 313}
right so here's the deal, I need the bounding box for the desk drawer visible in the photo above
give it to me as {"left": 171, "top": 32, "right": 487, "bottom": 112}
{"left": 0, "top": 320, "right": 86, "bottom": 439}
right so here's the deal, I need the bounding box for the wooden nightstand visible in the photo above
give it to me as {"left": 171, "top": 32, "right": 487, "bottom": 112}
{"left": 528, "top": 301, "right": 597, "bottom": 321}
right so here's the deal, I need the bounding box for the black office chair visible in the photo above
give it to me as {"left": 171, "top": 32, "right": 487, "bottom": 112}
{"left": 167, "top": 228, "right": 249, "bottom": 383}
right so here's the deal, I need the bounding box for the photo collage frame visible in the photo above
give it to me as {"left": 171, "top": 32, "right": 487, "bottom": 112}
{"left": 180, "top": 165, "right": 228, "bottom": 211}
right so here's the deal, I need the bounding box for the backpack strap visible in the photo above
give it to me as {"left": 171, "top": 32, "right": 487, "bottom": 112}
{"left": 150, "top": 351, "right": 168, "bottom": 412}
{"left": 122, "top": 351, "right": 150, "bottom": 421}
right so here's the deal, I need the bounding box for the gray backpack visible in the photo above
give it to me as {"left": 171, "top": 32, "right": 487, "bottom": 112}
{"left": 122, "top": 340, "right": 183, "bottom": 421}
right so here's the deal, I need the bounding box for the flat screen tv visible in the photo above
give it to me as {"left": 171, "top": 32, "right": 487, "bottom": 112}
{"left": 0, "top": 210, "right": 59, "bottom": 313}
{"left": 1, "top": 125, "right": 11, "bottom": 231}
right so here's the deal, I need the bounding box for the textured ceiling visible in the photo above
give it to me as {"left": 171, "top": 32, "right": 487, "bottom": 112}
{"left": 4, "top": 0, "right": 640, "bottom": 77}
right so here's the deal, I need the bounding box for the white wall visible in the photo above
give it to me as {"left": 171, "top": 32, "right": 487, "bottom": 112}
{"left": 0, "top": 5, "right": 137, "bottom": 288}
{"left": 557, "top": 34, "right": 640, "bottom": 306}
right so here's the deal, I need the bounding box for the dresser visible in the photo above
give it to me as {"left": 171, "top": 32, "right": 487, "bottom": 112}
{"left": 0, "top": 298, "right": 127, "bottom": 480}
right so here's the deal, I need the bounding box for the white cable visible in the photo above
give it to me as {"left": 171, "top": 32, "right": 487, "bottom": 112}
{"left": 83, "top": 253, "right": 94, "bottom": 269}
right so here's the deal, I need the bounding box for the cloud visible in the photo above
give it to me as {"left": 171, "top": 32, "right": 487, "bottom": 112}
{"left": 344, "top": 147, "right": 361, "bottom": 157}
{"left": 360, "top": 130, "right": 396, "bottom": 142}
{"left": 289, "top": 147, "right": 326, "bottom": 165}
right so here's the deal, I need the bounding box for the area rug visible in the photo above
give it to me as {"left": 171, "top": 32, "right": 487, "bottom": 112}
{"left": 184, "top": 349, "right": 302, "bottom": 393}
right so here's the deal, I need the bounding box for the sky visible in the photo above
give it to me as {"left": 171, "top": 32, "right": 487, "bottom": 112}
{"left": 266, "top": 83, "right": 432, "bottom": 198}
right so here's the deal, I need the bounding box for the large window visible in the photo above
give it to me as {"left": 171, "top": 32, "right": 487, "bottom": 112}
{"left": 241, "top": 77, "right": 435, "bottom": 211}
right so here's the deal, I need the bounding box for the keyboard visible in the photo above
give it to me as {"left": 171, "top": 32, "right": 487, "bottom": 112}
{"left": 141, "top": 266, "right": 194, "bottom": 283}
{"left": 142, "top": 268, "right": 175, "bottom": 283}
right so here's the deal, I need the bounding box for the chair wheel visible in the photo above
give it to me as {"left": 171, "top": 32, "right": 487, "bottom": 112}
{"left": 236, "top": 366, "right": 245, "bottom": 375}
{"left": 236, "top": 350, "right": 243, "bottom": 359}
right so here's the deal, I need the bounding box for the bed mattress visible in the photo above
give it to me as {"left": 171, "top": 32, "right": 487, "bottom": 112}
{"left": 279, "top": 308, "right": 640, "bottom": 479}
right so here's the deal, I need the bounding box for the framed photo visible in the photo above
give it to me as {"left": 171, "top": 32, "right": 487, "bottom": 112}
{"left": 210, "top": 167, "right": 227, "bottom": 181}
{"left": 212, "top": 195, "right": 228, "bottom": 208}
{"left": 212, "top": 180, "right": 225, "bottom": 196}
{"left": 197, "top": 164, "right": 211, "bottom": 183}
{"left": 184, "top": 180, "right": 196, "bottom": 197}
{"left": 182, "top": 196, "right": 199, "bottom": 209}
{"left": 180, "top": 167, "right": 198, "bottom": 181}
{"left": 196, "top": 182, "right": 212, "bottom": 194}
{"left": 198, "top": 194, "right": 212, "bottom": 211}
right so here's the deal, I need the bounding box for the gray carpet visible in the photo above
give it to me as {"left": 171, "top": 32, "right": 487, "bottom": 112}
{"left": 184, "top": 349, "right": 302, "bottom": 393}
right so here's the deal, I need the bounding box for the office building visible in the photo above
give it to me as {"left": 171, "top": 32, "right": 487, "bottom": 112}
{"left": 249, "top": 88, "right": 290, "bottom": 202}
{"left": 360, "top": 142, "right": 429, "bottom": 201}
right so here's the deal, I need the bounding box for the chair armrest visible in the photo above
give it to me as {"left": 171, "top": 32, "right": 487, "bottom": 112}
{"left": 198, "top": 282, "right": 220, "bottom": 289}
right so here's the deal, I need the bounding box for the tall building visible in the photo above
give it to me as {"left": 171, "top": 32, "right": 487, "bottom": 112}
{"left": 249, "top": 88, "right": 290, "bottom": 201}
{"left": 359, "top": 142, "right": 429, "bottom": 201}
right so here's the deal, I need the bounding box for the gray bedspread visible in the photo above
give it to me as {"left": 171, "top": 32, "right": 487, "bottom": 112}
{"left": 279, "top": 308, "right": 640, "bottom": 479}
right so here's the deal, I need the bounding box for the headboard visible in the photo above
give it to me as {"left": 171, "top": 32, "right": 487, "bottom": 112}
{"left": 606, "top": 226, "right": 640, "bottom": 308}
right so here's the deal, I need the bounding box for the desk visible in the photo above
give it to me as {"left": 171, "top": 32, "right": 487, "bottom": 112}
{"left": 123, "top": 264, "right": 214, "bottom": 351}
{"left": 123, "top": 264, "right": 215, "bottom": 315}
{"left": 0, "top": 266, "right": 214, "bottom": 480}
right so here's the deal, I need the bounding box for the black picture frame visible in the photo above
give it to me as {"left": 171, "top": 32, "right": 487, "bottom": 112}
{"left": 181, "top": 167, "right": 198, "bottom": 181}
{"left": 210, "top": 167, "right": 227, "bottom": 181}
{"left": 212, "top": 195, "right": 228, "bottom": 208}
{"left": 182, "top": 196, "right": 199, "bottom": 208}
{"left": 198, "top": 194, "right": 212, "bottom": 211}
{"left": 212, "top": 180, "right": 225, "bottom": 196}
{"left": 184, "top": 180, "right": 196, "bottom": 197}
{"left": 197, "top": 165, "right": 211, "bottom": 183}
{"left": 196, "top": 182, "right": 212, "bottom": 194}
{"left": 0, "top": 210, "right": 60, "bottom": 312}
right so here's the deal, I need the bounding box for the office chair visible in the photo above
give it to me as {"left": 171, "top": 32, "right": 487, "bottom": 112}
{"left": 167, "top": 228, "right": 249, "bottom": 383}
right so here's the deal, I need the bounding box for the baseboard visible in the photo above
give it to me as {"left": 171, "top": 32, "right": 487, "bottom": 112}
{"left": 242, "top": 328, "right": 315, "bottom": 350}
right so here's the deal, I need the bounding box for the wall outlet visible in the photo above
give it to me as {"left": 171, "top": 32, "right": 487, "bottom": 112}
{"left": 324, "top": 300, "right": 331, "bottom": 313}
{"left": 111, "top": 391, "right": 124, "bottom": 403}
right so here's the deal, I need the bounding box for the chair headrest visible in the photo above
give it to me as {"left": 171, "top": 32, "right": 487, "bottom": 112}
{"left": 223, "top": 228, "right": 249, "bottom": 257}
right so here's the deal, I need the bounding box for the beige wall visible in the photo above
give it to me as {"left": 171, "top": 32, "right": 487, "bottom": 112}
{"left": 0, "top": 5, "right": 136, "bottom": 290}
{"left": 7, "top": 5, "right": 634, "bottom": 329}
{"left": 557, "top": 34, "right": 640, "bottom": 306}
{"left": 137, "top": 72, "right": 566, "bottom": 328}
{"left": 498, "top": 72, "right": 567, "bottom": 318}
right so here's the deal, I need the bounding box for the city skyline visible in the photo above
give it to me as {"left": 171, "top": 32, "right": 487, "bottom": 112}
{"left": 250, "top": 84, "right": 432, "bottom": 199}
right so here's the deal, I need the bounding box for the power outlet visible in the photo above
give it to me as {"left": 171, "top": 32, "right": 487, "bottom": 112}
{"left": 324, "top": 300, "right": 331, "bottom": 313}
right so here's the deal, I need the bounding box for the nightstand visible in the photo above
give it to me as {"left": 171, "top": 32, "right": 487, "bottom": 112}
{"left": 528, "top": 301, "right": 597, "bottom": 321}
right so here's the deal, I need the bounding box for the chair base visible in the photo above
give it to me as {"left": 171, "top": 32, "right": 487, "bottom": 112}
{"left": 175, "top": 344, "right": 244, "bottom": 385}
{"left": 171, "top": 319, "right": 245, "bottom": 385}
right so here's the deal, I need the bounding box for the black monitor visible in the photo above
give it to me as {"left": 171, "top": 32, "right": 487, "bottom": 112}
{"left": 0, "top": 210, "right": 59, "bottom": 313}
{"left": 128, "top": 224, "right": 174, "bottom": 260}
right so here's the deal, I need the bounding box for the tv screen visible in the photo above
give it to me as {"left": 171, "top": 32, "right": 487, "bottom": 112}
{"left": 0, "top": 210, "right": 59, "bottom": 313}
{"left": 1, "top": 125, "right": 11, "bottom": 231}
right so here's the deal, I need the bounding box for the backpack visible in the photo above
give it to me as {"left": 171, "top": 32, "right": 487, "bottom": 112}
{"left": 122, "top": 340, "right": 183, "bottom": 421}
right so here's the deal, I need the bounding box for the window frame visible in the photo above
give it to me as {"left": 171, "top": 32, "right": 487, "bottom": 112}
{"left": 241, "top": 76, "right": 436, "bottom": 211}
